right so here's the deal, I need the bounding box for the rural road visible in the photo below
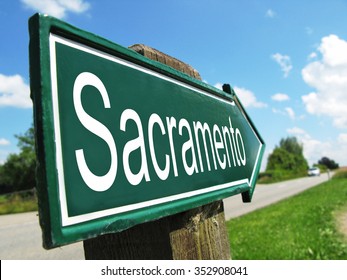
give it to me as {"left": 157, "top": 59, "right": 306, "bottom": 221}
{"left": 0, "top": 173, "right": 331, "bottom": 260}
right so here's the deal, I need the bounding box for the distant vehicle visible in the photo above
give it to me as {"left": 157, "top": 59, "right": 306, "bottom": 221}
{"left": 308, "top": 167, "right": 320, "bottom": 176}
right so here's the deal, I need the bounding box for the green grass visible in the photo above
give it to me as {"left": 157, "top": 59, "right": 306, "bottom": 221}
{"left": 227, "top": 175, "right": 347, "bottom": 259}
{"left": 0, "top": 191, "right": 38, "bottom": 215}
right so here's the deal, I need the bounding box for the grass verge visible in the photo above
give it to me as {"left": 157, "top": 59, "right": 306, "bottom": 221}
{"left": 0, "top": 190, "right": 38, "bottom": 215}
{"left": 227, "top": 174, "right": 347, "bottom": 259}
{"left": 257, "top": 170, "right": 307, "bottom": 184}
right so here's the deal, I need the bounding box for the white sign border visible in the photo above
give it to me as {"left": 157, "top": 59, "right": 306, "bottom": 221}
{"left": 49, "top": 33, "right": 263, "bottom": 227}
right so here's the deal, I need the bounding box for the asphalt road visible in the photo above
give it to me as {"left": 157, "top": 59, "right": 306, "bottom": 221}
{"left": 0, "top": 173, "right": 331, "bottom": 260}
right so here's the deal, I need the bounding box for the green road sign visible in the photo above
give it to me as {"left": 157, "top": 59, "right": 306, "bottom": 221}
{"left": 29, "top": 14, "right": 265, "bottom": 248}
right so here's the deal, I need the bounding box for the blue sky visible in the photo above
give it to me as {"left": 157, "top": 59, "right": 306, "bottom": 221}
{"left": 1, "top": 0, "right": 347, "bottom": 170}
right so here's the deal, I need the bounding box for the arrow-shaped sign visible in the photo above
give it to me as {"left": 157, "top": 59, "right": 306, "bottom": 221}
{"left": 29, "top": 14, "right": 265, "bottom": 248}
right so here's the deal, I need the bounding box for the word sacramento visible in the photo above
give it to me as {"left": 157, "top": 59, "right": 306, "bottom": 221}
{"left": 73, "top": 72, "right": 247, "bottom": 192}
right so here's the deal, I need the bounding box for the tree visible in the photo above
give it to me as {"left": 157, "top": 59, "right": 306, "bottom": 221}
{"left": 318, "top": 157, "right": 339, "bottom": 170}
{"left": 279, "top": 136, "right": 304, "bottom": 156}
{"left": 0, "top": 125, "right": 36, "bottom": 192}
{"left": 266, "top": 136, "right": 308, "bottom": 174}
{"left": 266, "top": 147, "right": 296, "bottom": 171}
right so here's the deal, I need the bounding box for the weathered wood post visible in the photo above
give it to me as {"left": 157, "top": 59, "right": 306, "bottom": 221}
{"left": 83, "top": 44, "right": 231, "bottom": 260}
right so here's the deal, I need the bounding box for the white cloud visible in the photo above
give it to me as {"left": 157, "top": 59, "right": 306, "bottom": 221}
{"left": 287, "top": 127, "right": 308, "bottom": 136}
{"left": 302, "top": 34, "right": 347, "bottom": 129}
{"left": 308, "top": 52, "right": 317, "bottom": 60}
{"left": 272, "top": 108, "right": 284, "bottom": 115}
{"left": 0, "top": 138, "right": 10, "bottom": 146}
{"left": 338, "top": 133, "right": 347, "bottom": 144}
{"left": 319, "top": 34, "right": 347, "bottom": 66}
{"left": 272, "top": 53, "right": 293, "bottom": 78}
{"left": 265, "top": 9, "right": 276, "bottom": 18}
{"left": 233, "top": 86, "right": 267, "bottom": 108}
{"left": 285, "top": 107, "right": 295, "bottom": 120}
{"left": 271, "top": 93, "right": 290, "bottom": 102}
{"left": 287, "top": 127, "right": 339, "bottom": 166}
{"left": 21, "top": 0, "right": 90, "bottom": 19}
{"left": 272, "top": 107, "right": 296, "bottom": 120}
{"left": 214, "top": 82, "right": 223, "bottom": 90}
{"left": 214, "top": 83, "right": 267, "bottom": 108}
{"left": 0, "top": 74, "right": 31, "bottom": 108}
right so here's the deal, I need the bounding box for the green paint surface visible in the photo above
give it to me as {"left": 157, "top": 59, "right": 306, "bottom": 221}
{"left": 29, "top": 14, "right": 265, "bottom": 248}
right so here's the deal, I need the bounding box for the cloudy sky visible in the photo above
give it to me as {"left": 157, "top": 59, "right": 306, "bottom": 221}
{"left": 1, "top": 0, "right": 347, "bottom": 170}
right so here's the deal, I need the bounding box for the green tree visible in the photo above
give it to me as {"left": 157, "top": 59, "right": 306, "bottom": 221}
{"left": 266, "top": 136, "right": 308, "bottom": 175}
{"left": 266, "top": 147, "right": 296, "bottom": 171}
{"left": 279, "top": 136, "right": 304, "bottom": 156}
{"left": 0, "top": 126, "right": 36, "bottom": 192}
{"left": 318, "top": 157, "right": 339, "bottom": 170}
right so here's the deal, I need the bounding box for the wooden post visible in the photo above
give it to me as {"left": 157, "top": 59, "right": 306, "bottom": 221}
{"left": 83, "top": 44, "right": 231, "bottom": 260}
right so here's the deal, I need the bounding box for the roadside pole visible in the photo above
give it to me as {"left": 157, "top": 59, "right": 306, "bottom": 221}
{"left": 83, "top": 44, "right": 231, "bottom": 260}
